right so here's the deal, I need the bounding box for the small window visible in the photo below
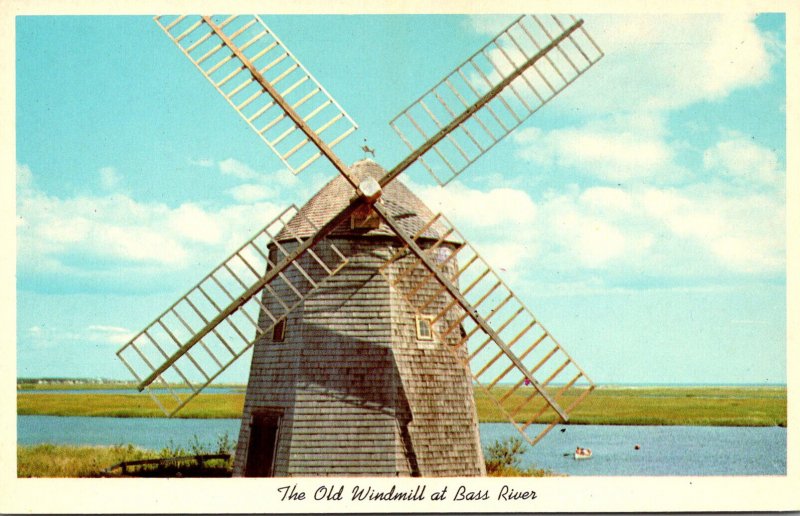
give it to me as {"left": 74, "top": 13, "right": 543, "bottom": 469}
{"left": 272, "top": 318, "right": 286, "bottom": 342}
{"left": 415, "top": 316, "right": 433, "bottom": 341}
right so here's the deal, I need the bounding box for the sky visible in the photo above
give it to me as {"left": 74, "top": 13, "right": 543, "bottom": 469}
{"left": 12, "top": 12, "right": 789, "bottom": 385}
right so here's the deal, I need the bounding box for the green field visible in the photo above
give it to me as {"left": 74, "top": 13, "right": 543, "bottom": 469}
{"left": 17, "top": 385, "right": 787, "bottom": 427}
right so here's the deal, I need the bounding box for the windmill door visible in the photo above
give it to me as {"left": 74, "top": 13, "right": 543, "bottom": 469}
{"left": 244, "top": 411, "right": 282, "bottom": 477}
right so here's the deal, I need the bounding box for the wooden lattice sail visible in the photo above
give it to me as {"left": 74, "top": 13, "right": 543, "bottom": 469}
{"left": 389, "top": 14, "right": 603, "bottom": 185}
{"left": 116, "top": 12, "right": 604, "bottom": 476}
{"left": 154, "top": 15, "right": 358, "bottom": 175}
{"left": 379, "top": 212, "right": 594, "bottom": 445}
{"left": 117, "top": 206, "right": 347, "bottom": 416}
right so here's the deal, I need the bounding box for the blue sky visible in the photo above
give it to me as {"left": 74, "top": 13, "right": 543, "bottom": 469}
{"left": 13, "top": 13, "right": 788, "bottom": 385}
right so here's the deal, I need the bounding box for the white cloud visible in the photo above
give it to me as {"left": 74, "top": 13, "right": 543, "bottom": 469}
{"left": 13, "top": 157, "right": 318, "bottom": 287}
{"left": 463, "top": 14, "right": 776, "bottom": 119}
{"left": 410, "top": 179, "right": 537, "bottom": 229}
{"left": 87, "top": 325, "right": 134, "bottom": 345}
{"left": 217, "top": 158, "right": 300, "bottom": 189}
{"left": 404, "top": 177, "right": 540, "bottom": 277}
{"left": 25, "top": 324, "right": 134, "bottom": 348}
{"left": 550, "top": 204, "right": 635, "bottom": 268}
{"left": 543, "top": 14, "right": 776, "bottom": 115}
{"left": 99, "top": 166, "right": 121, "bottom": 190}
{"left": 637, "top": 185, "right": 784, "bottom": 274}
{"left": 466, "top": 15, "right": 517, "bottom": 36}
{"left": 193, "top": 157, "right": 309, "bottom": 201}
{"left": 228, "top": 183, "right": 276, "bottom": 203}
{"left": 513, "top": 114, "right": 688, "bottom": 184}
{"left": 166, "top": 203, "right": 223, "bottom": 245}
{"left": 475, "top": 241, "right": 532, "bottom": 281}
{"left": 189, "top": 158, "right": 215, "bottom": 168}
{"left": 700, "top": 14, "right": 774, "bottom": 97}
{"left": 703, "top": 133, "right": 784, "bottom": 187}
{"left": 515, "top": 127, "right": 669, "bottom": 183}
{"left": 87, "top": 324, "right": 128, "bottom": 333}
{"left": 18, "top": 191, "right": 186, "bottom": 267}
{"left": 551, "top": 183, "right": 782, "bottom": 276}
{"left": 483, "top": 12, "right": 784, "bottom": 286}
{"left": 17, "top": 163, "right": 33, "bottom": 189}
{"left": 217, "top": 157, "right": 299, "bottom": 188}
{"left": 579, "top": 186, "right": 634, "bottom": 213}
{"left": 219, "top": 158, "right": 259, "bottom": 180}
{"left": 409, "top": 167, "right": 783, "bottom": 285}
{"left": 16, "top": 164, "right": 284, "bottom": 282}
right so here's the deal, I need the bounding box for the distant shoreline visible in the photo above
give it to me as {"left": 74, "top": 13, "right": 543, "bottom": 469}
{"left": 17, "top": 385, "right": 787, "bottom": 427}
{"left": 16, "top": 379, "right": 788, "bottom": 389}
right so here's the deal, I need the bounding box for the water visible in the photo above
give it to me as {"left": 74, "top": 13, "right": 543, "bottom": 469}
{"left": 17, "top": 387, "right": 242, "bottom": 395}
{"left": 479, "top": 422, "right": 786, "bottom": 476}
{"left": 17, "top": 416, "right": 786, "bottom": 476}
{"left": 18, "top": 416, "right": 241, "bottom": 451}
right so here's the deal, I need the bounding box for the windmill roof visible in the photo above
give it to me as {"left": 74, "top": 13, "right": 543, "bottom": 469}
{"left": 279, "top": 159, "right": 456, "bottom": 242}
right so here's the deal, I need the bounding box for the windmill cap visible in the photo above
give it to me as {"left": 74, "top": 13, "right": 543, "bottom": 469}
{"left": 278, "top": 159, "right": 459, "bottom": 243}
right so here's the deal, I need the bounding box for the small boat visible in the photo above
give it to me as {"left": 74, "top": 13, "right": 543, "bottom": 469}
{"left": 574, "top": 448, "right": 592, "bottom": 460}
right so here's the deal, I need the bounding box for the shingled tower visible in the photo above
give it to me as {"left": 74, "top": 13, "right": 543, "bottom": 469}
{"left": 232, "top": 160, "right": 485, "bottom": 477}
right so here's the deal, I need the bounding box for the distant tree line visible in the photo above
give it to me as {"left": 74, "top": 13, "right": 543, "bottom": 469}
{"left": 17, "top": 377, "right": 129, "bottom": 385}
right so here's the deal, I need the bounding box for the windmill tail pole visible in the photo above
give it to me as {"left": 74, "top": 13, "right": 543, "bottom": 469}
{"left": 378, "top": 18, "right": 584, "bottom": 189}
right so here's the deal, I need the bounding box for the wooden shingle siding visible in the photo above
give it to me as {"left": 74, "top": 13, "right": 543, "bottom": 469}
{"left": 232, "top": 161, "right": 484, "bottom": 477}
{"left": 387, "top": 243, "right": 484, "bottom": 477}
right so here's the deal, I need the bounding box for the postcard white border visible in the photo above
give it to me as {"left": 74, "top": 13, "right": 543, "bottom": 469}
{"left": 1, "top": 0, "right": 797, "bottom": 513}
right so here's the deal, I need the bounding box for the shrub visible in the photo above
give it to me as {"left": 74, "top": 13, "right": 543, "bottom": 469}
{"left": 485, "top": 437, "right": 525, "bottom": 474}
{"left": 484, "top": 437, "right": 553, "bottom": 477}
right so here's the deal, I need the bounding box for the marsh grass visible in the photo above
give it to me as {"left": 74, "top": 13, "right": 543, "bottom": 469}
{"left": 18, "top": 434, "right": 236, "bottom": 478}
{"left": 17, "top": 443, "right": 155, "bottom": 477}
{"left": 17, "top": 386, "right": 787, "bottom": 426}
{"left": 17, "top": 382, "right": 246, "bottom": 392}
{"left": 474, "top": 385, "right": 787, "bottom": 427}
{"left": 23, "top": 438, "right": 552, "bottom": 478}
{"left": 17, "top": 393, "right": 245, "bottom": 418}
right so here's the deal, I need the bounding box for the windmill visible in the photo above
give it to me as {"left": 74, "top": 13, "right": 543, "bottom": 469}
{"left": 117, "top": 14, "right": 604, "bottom": 477}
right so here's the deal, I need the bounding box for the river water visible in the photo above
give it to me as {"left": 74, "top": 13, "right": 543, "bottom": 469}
{"left": 17, "top": 416, "right": 786, "bottom": 476}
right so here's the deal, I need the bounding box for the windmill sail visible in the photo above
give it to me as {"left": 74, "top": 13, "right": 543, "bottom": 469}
{"left": 116, "top": 205, "right": 348, "bottom": 416}
{"left": 142, "top": 12, "right": 602, "bottom": 454}
{"left": 377, "top": 210, "right": 594, "bottom": 446}
{"left": 154, "top": 15, "right": 358, "bottom": 176}
{"left": 389, "top": 14, "right": 603, "bottom": 185}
